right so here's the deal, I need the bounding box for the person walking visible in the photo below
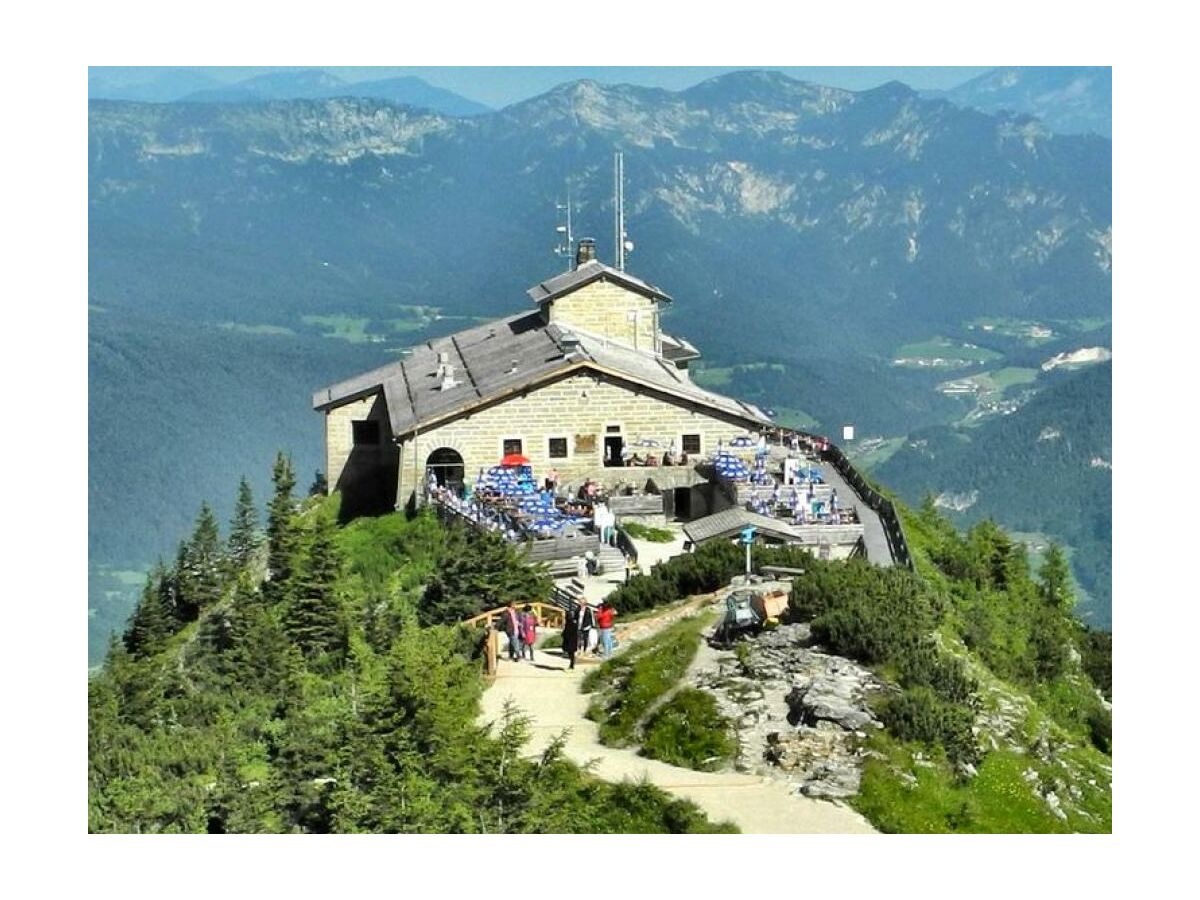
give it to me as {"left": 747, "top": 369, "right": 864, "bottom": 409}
{"left": 562, "top": 605, "right": 580, "bottom": 670}
{"left": 501, "top": 601, "right": 521, "bottom": 662}
{"left": 597, "top": 601, "right": 617, "bottom": 658}
{"left": 577, "top": 601, "right": 596, "bottom": 658}
{"left": 519, "top": 605, "right": 538, "bottom": 661}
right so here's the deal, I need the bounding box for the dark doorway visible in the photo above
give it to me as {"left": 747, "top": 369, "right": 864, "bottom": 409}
{"left": 426, "top": 447, "right": 465, "bottom": 492}
{"left": 604, "top": 435, "right": 625, "bottom": 467}
{"left": 673, "top": 487, "right": 692, "bottom": 520}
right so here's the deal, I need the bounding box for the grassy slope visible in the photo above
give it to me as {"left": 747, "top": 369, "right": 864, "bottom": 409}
{"left": 846, "top": 502, "right": 1112, "bottom": 833}
{"left": 583, "top": 610, "right": 736, "bottom": 771}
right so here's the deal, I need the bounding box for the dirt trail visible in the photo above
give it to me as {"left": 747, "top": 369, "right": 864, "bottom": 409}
{"left": 477, "top": 636, "right": 877, "bottom": 834}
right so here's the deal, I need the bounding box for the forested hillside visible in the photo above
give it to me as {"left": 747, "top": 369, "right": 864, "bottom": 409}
{"left": 89, "top": 456, "right": 732, "bottom": 833}
{"left": 88, "top": 452, "right": 1111, "bottom": 833}
{"left": 875, "top": 363, "right": 1111, "bottom": 626}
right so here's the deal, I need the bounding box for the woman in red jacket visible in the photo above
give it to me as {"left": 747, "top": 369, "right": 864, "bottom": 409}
{"left": 597, "top": 601, "right": 616, "bottom": 658}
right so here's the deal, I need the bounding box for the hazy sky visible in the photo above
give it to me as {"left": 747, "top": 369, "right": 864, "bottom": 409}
{"left": 90, "top": 66, "right": 993, "bottom": 108}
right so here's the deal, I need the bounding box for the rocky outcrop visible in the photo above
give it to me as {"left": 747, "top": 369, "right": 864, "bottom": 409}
{"left": 688, "top": 623, "right": 885, "bottom": 800}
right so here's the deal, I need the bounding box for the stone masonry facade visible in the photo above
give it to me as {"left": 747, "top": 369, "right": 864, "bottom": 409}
{"left": 326, "top": 393, "right": 396, "bottom": 498}
{"left": 325, "top": 371, "right": 759, "bottom": 509}
{"left": 544, "top": 279, "right": 661, "bottom": 352}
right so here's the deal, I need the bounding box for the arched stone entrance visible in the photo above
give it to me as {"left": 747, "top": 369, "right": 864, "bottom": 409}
{"left": 426, "top": 447, "right": 465, "bottom": 492}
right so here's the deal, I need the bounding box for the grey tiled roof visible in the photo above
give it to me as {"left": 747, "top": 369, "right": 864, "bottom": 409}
{"left": 682, "top": 508, "right": 801, "bottom": 546}
{"left": 526, "top": 259, "right": 673, "bottom": 305}
{"left": 313, "top": 310, "right": 770, "bottom": 439}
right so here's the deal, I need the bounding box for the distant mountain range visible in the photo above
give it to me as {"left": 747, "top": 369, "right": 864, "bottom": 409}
{"left": 87, "top": 68, "right": 1111, "bottom": 660}
{"left": 927, "top": 67, "right": 1111, "bottom": 138}
{"left": 89, "top": 68, "right": 492, "bottom": 117}
{"left": 88, "top": 66, "right": 1111, "bottom": 134}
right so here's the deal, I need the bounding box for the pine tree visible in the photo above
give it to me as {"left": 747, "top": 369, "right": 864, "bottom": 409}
{"left": 286, "top": 509, "right": 346, "bottom": 660}
{"left": 227, "top": 477, "right": 262, "bottom": 572}
{"left": 419, "top": 526, "right": 551, "bottom": 625}
{"left": 123, "top": 563, "right": 177, "bottom": 657}
{"left": 176, "top": 503, "right": 226, "bottom": 621}
{"left": 265, "top": 452, "right": 300, "bottom": 607}
{"left": 1038, "top": 543, "right": 1075, "bottom": 610}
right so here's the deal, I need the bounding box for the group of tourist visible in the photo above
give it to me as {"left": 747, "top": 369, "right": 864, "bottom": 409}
{"left": 500, "top": 601, "right": 541, "bottom": 662}
{"left": 560, "top": 599, "right": 617, "bottom": 669}
{"left": 498, "top": 598, "right": 618, "bottom": 669}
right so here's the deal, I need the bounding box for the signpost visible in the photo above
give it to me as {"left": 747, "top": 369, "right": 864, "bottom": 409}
{"left": 740, "top": 525, "right": 756, "bottom": 576}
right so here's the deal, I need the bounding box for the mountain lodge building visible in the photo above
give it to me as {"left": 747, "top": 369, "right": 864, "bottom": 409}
{"left": 313, "top": 239, "right": 774, "bottom": 517}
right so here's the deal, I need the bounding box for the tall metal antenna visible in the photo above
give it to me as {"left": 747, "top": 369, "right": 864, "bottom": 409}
{"left": 554, "top": 189, "right": 575, "bottom": 272}
{"left": 614, "top": 151, "right": 633, "bottom": 270}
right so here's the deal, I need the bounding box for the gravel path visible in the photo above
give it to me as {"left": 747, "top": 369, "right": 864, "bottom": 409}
{"left": 477, "top": 645, "right": 877, "bottom": 834}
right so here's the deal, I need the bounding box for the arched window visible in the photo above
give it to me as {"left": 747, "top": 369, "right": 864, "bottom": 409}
{"left": 426, "top": 447, "right": 465, "bottom": 490}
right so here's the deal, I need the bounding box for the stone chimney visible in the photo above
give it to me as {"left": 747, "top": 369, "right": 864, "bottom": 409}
{"left": 576, "top": 237, "right": 597, "bottom": 267}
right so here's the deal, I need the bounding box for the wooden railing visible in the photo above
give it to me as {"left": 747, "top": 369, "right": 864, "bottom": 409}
{"left": 816, "top": 440, "right": 914, "bottom": 571}
{"left": 462, "top": 601, "right": 566, "bottom": 631}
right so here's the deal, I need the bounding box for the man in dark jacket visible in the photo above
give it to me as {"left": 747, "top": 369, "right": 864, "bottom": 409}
{"left": 561, "top": 608, "right": 580, "bottom": 670}
{"left": 502, "top": 601, "right": 521, "bottom": 662}
{"left": 577, "top": 602, "right": 596, "bottom": 657}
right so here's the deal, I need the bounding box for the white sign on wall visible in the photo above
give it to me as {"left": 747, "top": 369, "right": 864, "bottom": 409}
{"left": 842, "top": 424, "right": 855, "bottom": 442}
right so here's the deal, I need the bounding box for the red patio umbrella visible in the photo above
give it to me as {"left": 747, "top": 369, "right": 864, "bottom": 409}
{"left": 500, "top": 453, "right": 531, "bottom": 467}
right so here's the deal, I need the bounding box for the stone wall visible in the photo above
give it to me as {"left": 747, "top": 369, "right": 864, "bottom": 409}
{"left": 324, "top": 393, "right": 399, "bottom": 515}
{"left": 546, "top": 279, "right": 660, "bottom": 352}
{"left": 397, "top": 371, "right": 759, "bottom": 507}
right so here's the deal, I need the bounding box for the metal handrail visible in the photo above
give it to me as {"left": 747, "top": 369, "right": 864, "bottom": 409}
{"left": 776, "top": 427, "right": 914, "bottom": 571}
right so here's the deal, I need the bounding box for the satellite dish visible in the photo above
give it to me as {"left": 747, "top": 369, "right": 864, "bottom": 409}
{"left": 624, "top": 240, "right": 635, "bottom": 252}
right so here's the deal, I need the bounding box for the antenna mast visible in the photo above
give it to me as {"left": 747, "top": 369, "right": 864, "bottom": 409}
{"left": 555, "top": 189, "right": 575, "bottom": 271}
{"left": 614, "top": 151, "right": 633, "bottom": 270}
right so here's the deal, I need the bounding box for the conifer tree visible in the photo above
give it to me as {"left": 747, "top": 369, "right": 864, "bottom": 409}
{"left": 123, "top": 563, "right": 176, "bottom": 658}
{"left": 227, "top": 477, "right": 262, "bottom": 572}
{"left": 266, "top": 452, "right": 300, "bottom": 607}
{"left": 420, "top": 526, "right": 551, "bottom": 625}
{"left": 176, "top": 502, "right": 226, "bottom": 621}
{"left": 1038, "top": 543, "right": 1075, "bottom": 610}
{"left": 286, "top": 509, "right": 346, "bottom": 660}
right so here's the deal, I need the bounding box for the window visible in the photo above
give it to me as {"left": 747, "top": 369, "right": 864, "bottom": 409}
{"left": 606, "top": 424, "right": 622, "bottom": 434}
{"left": 681, "top": 433, "right": 702, "bottom": 455}
{"left": 502, "top": 437, "right": 523, "bottom": 456}
{"left": 352, "top": 420, "right": 381, "bottom": 446}
{"left": 548, "top": 437, "right": 568, "bottom": 459}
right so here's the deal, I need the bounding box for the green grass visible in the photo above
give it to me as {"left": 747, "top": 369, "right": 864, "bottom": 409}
{"left": 617, "top": 594, "right": 703, "bottom": 624}
{"left": 691, "top": 364, "right": 733, "bottom": 388}
{"left": 622, "top": 522, "right": 676, "bottom": 543}
{"left": 1058, "top": 317, "right": 1110, "bottom": 333}
{"left": 692, "top": 361, "right": 784, "bottom": 389}
{"left": 853, "top": 735, "right": 1110, "bottom": 833}
{"left": 583, "top": 614, "right": 711, "bottom": 747}
{"left": 894, "top": 337, "right": 1003, "bottom": 368}
{"left": 387, "top": 318, "right": 430, "bottom": 333}
{"left": 300, "top": 314, "right": 377, "bottom": 343}
{"left": 219, "top": 322, "right": 296, "bottom": 336}
{"left": 986, "top": 367, "right": 1039, "bottom": 392}
{"left": 640, "top": 688, "right": 737, "bottom": 771}
{"left": 848, "top": 436, "right": 906, "bottom": 470}
{"left": 771, "top": 406, "right": 820, "bottom": 430}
